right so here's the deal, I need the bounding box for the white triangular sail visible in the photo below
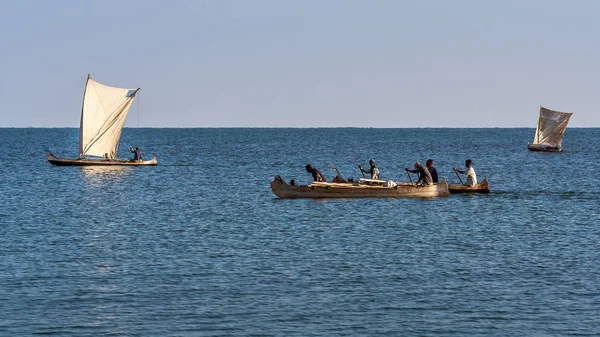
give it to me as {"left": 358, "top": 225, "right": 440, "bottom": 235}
{"left": 78, "top": 75, "right": 139, "bottom": 159}
{"left": 532, "top": 106, "right": 573, "bottom": 148}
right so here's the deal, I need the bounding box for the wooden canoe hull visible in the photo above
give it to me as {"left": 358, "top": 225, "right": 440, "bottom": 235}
{"left": 448, "top": 177, "right": 490, "bottom": 194}
{"left": 527, "top": 144, "right": 563, "bottom": 152}
{"left": 270, "top": 176, "right": 450, "bottom": 199}
{"left": 47, "top": 153, "right": 158, "bottom": 166}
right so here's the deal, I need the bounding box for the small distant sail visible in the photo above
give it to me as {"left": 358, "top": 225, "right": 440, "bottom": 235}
{"left": 78, "top": 75, "right": 139, "bottom": 159}
{"left": 532, "top": 106, "right": 573, "bottom": 148}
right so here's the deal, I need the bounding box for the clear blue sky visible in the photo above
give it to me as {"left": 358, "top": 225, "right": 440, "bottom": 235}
{"left": 1, "top": 0, "right": 599, "bottom": 127}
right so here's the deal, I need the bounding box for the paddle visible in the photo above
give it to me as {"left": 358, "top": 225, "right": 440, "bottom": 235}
{"left": 333, "top": 167, "right": 345, "bottom": 180}
{"left": 358, "top": 165, "right": 366, "bottom": 178}
{"left": 406, "top": 170, "right": 413, "bottom": 183}
{"left": 453, "top": 168, "right": 464, "bottom": 184}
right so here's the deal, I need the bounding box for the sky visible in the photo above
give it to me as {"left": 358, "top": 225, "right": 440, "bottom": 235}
{"left": 1, "top": 0, "right": 599, "bottom": 127}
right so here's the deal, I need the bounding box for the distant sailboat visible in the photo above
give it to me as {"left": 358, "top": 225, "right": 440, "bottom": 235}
{"left": 47, "top": 75, "right": 157, "bottom": 166}
{"left": 527, "top": 106, "right": 573, "bottom": 152}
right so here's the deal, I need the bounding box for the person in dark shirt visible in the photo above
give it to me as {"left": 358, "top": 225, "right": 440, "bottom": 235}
{"left": 426, "top": 159, "right": 438, "bottom": 183}
{"left": 130, "top": 146, "right": 142, "bottom": 161}
{"left": 359, "top": 159, "right": 380, "bottom": 180}
{"left": 305, "top": 164, "right": 326, "bottom": 182}
{"left": 405, "top": 162, "right": 433, "bottom": 186}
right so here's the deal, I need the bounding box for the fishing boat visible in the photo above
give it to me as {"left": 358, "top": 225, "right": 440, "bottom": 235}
{"left": 270, "top": 175, "right": 450, "bottom": 198}
{"left": 448, "top": 177, "right": 490, "bottom": 194}
{"left": 527, "top": 106, "right": 573, "bottom": 152}
{"left": 47, "top": 75, "right": 157, "bottom": 166}
{"left": 47, "top": 152, "right": 156, "bottom": 166}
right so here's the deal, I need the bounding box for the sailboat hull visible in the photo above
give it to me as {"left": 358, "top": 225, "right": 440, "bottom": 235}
{"left": 527, "top": 144, "right": 563, "bottom": 152}
{"left": 47, "top": 153, "right": 158, "bottom": 166}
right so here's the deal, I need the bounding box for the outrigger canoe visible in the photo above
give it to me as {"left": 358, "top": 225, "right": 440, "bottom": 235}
{"left": 47, "top": 153, "right": 157, "bottom": 166}
{"left": 527, "top": 106, "right": 573, "bottom": 152}
{"left": 270, "top": 175, "right": 450, "bottom": 198}
{"left": 46, "top": 75, "right": 158, "bottom": 167}
{"left": 448, "top": 177, "right": 490, "bottom": 194}
{"left": 526, "top": 144, "right": 563, "bottom": 152}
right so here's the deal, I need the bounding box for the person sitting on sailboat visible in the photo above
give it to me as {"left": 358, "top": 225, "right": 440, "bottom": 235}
{"left": 305, "top": 164, "right": 326, "bottom": 182}
{"left": 359, "top": 159, "right": 380, "bottom": 180}
{"left": 405, "top": 162, "right": 433, "bottom": 186}
{"left": 130, "top": 146, "right": 142, "bottom": 162}
{"left": 454, "top": 159, "right": 477, "bottom": 187}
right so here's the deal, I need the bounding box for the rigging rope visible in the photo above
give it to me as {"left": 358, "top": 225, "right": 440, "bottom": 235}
{"left": 137, "top": 90, "right": 140, "bottom": 128}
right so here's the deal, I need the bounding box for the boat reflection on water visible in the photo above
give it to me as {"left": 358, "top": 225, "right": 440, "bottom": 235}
{"left": 80, "top": 165, "right": 131, "bottom": 187}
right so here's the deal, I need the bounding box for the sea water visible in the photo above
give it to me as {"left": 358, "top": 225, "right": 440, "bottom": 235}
{"left": 1, "top": 128, "right": 599, "bottom": 336}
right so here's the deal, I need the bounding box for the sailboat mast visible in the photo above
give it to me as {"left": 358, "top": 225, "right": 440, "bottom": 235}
{"left": 78, "top": 74, "right": 91, "bottom": 158}
{"left": 132, "top": 88, "right": 140, "bottom": 98}
{"left": 137, "top": 89, "right": 140, "bottom": 128}
{"left": 535, "top": 106, "right": 543, "bottom": 145}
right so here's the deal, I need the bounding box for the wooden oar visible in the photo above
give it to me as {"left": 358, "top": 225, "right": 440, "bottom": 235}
{"left": 359, "top": 165, "right": 366, "bottom": 178}
{"left": 406, "top": 171, "right": 413, "bottom": 183}
{"left": 332, "top": 167, "right": 344, "bottom": 180}
{"left": 453, "top": 168, "right": 464, "bottom": 184}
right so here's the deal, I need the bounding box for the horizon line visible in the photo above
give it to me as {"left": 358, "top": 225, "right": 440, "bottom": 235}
{"left": 1, "top": 126, "right": 599, "bottom": 129}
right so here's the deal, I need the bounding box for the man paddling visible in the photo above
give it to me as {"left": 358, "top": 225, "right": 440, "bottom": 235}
{"left": 405, "top": 162, "right": 433, "bottom": 186}
{"left": 454, "top": 159, "right": 477, "bottom": 187}
{"left": 359, "top": 159, "right": 380, "bottom": 180}
{"left": 305, "top": 164, "right": 327, "bottom": 182}
{"left": 130, "top": 146, "right": 142, "bottom": 162}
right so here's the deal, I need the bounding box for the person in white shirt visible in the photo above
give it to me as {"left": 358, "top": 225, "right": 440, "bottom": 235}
{"left": 454, "top": 159, "right": 477, "bottom": 187}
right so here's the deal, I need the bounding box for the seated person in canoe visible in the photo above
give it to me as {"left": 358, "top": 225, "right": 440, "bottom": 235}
{"left": 305, "top": 164, "right": 327, "bottom": 182}
{"left": 426, "top": 159, "right": 438, "bottom": 183}
{"left": 359, "top": 159, "right": 380, "bottom": 180}
{"left": 405, "top": 162, "right": 433, "bottom": 186}
{"left": 453, "top": 159, "right": 477, "bottom": 187}
{"left": 130, "top": 146, "right": 143, "bottom": 162}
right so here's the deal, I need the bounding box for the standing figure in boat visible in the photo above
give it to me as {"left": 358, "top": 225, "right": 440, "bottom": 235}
{"left": 359, "top": 159, "right": 380, "bottom": 180}
{"left": 305, "top": 164, "right": 326, "bottom": 182}
{"left": 405, "top": 162, "right": 433, "bottom": 186}
{"left": 454, "top": 159, "right": 477, "bottom": 187}
{"left": 130, "top": 146, "right": 142, "bottom": 162}
{"left": 426, "top": 159, "right": 438, "bottom": 183}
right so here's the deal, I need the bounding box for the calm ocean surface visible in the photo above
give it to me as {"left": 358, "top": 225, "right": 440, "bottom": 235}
{"left": 1, "top": 128, "right": 599, "bottom": 336}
